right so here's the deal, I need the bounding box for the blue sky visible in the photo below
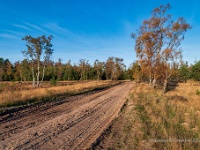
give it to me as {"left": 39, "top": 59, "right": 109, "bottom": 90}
{"left": 0, "top": 0, "right": 199, "bottom": 67}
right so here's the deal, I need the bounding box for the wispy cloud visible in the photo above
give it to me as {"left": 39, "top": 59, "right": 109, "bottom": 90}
{"left": 13, "top": 24, "right": 32, "bottom": 31}
{"left": 12, "top": 22, "right": 53, "bottom": 37}
{"left": 44, "top": 23, "right": 91, "bottom": 45}
{"left": 24, "top": 22, "right": 48, "bottom": 33}
{"left": 0, "top": 33, "right": 17, "bottom": 39}
{"left": 1, "top": 29, "right": 25, "bottom": 37}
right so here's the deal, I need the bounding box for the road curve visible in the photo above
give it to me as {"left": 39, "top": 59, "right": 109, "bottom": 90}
{"left": 0, "top": 82, "right": 133, "bottom": 150}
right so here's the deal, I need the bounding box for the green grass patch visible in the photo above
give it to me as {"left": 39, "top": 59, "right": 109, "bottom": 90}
{"left": 196, "top": 89, "right": 200, "bottom": 96}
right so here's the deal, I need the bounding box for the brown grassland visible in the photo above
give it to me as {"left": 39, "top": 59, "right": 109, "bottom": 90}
{"left": 95, "top": 81, "right": 200, "bottom": 150}
{"left": 0, "top": 80, "right": 120, "bottom": 109}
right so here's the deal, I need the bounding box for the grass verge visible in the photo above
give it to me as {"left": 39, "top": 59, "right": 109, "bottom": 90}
{"left": 94, "top": 82, "right": 200, "bottom": 150}
{"left": 0, "top": 81, "right": 122, "bottom": 115}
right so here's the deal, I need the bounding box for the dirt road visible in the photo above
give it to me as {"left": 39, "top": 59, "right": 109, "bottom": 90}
{"left": 0, "top": 82, "right": 133, "bottom": 150}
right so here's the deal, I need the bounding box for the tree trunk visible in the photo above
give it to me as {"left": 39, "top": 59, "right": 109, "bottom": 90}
{"left": 97, "top": 70, "right": 100, "bottom": 81}
{"left": 162, "top": 79, "right": 168, "bottom": 94}
{"left": 36, "top": 61, "right": 40, "bottom": 88}
{"left": 41, "top": 65, "right": 45, "bottom": 84}
{"left": 149, "top": 76, "right": 152, "bottom": 87}
{"left": 153, "top": 78, "right": 156, "bottom": 89}
{"left": 32, "top": 64, "right": 35, "bottom": 87}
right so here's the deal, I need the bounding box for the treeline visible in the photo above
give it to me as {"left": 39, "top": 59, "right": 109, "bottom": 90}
{"left": 0, "top": 35, "right": 133, "bottom": 87}
{"left": 130, "top": 61, "right": 200, "bottom": 83}
{"left": 1, "top": 56, "right": 200, "bottom": 84}
{"left": 0, "top": 57, "right": 131, "bottom": 82}
{"left": 179, "top": 61, "right": 200, "bottom": 82}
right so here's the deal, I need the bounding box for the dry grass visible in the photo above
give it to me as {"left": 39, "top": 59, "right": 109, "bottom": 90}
{"left": 97, "top": 81, "right": 200, "bottom": 150}
{"left": 165, "top": 80, "right": 200, "bottom": 110}
{"left": 0, "top": 80, "right": 119, "bottom": 108}
{"left": 132, "top": 82, "right": 200, "bottom": 150}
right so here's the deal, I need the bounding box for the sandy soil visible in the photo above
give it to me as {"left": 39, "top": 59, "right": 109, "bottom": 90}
{"left": 0, "top": 82, "right": 133, "bottom": 150}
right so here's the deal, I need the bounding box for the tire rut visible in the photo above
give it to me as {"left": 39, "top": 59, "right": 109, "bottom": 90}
{"left": 0, "top": 87, "right": 114, "bottom": 140}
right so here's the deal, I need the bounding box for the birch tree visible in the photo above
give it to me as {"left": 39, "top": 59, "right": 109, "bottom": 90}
{"left": 133, "top": 4, "right": 191, "bottom": 93}
{"left": 22, "top": 35, "right": 53, "bottom": 87}
{"left": 105, "top": 57, "right": 115, "bottom": 80}
{"left": 79, "top": 59, "right": 89, "bottom": 81}
{"left": 94, "top": 59, "right": 104, "bottom": 81}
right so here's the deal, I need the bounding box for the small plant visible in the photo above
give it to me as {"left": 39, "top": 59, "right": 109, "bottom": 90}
{"left": 50, "top": 76, "right": 57, "bottom": 86}
{"left": 196, "top": 89, "right": 200, "bottom": 95}
{"left": 135, "top": 104, "right": 145, "bottom": 113}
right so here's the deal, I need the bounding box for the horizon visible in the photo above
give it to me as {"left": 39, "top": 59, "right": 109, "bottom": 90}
{"left": 0, "top": 0, "right": 200, "bottom": 67}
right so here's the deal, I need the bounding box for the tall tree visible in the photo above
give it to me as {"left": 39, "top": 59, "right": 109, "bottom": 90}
{"left": 41, "top": 35, "right": 53, "bottom": 83}
{"left": 132, "top": 62, "right": 143, "bottom": 82}
{"left": 22, "top": 35, "right": 53, "bottom": 87}
{"left": 94, "top": 59, "right": 104, "bottom": 80}
{"left": 14, "top": 61, "right": 23, "bottom": 82}
{"left": 105, "top": 57, "right": 115, "bottom": 80}
{"left": 132, "top": 4, "right": 191, "bottom": 93}
{"left": 179, "top": 61, "right": 190, "bottom": 82}
{"left": 114, "top": 57, "right": 125, "bottom": 80}
{"left": 55, "top": 58, "right": 63, "bottom": 80}
{"left": 191, "top": 61, "right": 200, "bottom": 81}
{"left": 22, "top": 36, "right": 36, "bottom": 87}
{"left": 79, "top": 59, "right": 89, "bottom": 81}
{"left": 4, "top": 59, "right": 13, "bottom": 81}
{"left": 21, "top": 59, "right": 31, "bottom": 82}
{"left": 63, "top": 60, "right": 72, "bottom": 80}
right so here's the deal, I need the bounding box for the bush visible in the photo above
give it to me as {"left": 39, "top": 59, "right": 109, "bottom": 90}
{"left": 50, "top": 77, "right": 57, "bottom": 86}
{"left": 196, "top": 89, "right": 200, "bottom": 95}
{"left": 191, "top": 61, "right": 200, "bottom": 81}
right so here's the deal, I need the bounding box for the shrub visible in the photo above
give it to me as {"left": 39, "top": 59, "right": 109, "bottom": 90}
{"left": 50, "top": 76, "right": 57, "bottom": 86}
{"left": 196, "top": 89, "right": 200, "bottom": 95}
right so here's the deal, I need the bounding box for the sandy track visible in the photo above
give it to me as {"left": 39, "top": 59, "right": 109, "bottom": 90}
{"left": 0, "top": 82, "right": 133, "bottom": 150}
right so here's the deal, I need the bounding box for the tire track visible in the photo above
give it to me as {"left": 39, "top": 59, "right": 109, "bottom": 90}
{"left": 0, "top": 82, "right": 133, "bottom": 150}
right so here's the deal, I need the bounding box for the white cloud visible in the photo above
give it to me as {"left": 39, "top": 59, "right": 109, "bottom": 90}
{"left": 0, "top": 33, "right": 17, "bottom": 39}
{"left": 24, "top": 22, "right": 48, "bottom": 33}
{"left": 1, "top": 29, "right": 25, "bottom": 37}
{"left": 13, "top": 24, "right": 32, "bottom": 31}
{"left": 44, "top": 23, "right": 91, "bottom": 46}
